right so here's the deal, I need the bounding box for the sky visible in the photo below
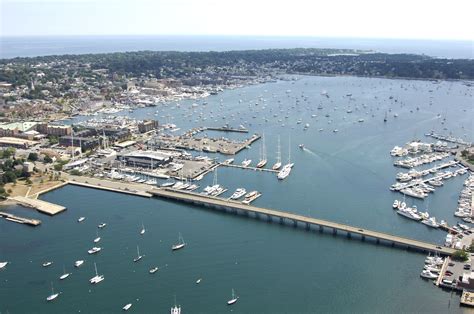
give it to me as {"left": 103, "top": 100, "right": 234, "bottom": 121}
{"left": 1, "top": 0, "right": 473, "bottom": 40}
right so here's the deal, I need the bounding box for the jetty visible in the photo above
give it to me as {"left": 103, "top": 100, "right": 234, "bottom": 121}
{"left": 0, "top": 211, "right": 41, "bottom": 226}
{"left": 150, "top": 188, "right": 456, "bottom": 256}
{"left": 9, "top": 196, "right": 66, "bottom": 215}
{"left": 219, "top": 163, "right": 279, "bottom": 173}
{"left": 206, "top": 126, "right": 249, "bottom": 133}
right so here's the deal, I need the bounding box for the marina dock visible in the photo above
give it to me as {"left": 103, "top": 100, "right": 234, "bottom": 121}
{"left": 206, "top": 126, "right": 249, "bottom": 133}
{"left": 0, "top": 211, "right": 41, "bottom": 226}
{"left": 9, "top": 196, "right": 66, "bottom": 215}
{"left": 219, "top": 163, "right": 279, "bottom": 173}
{"left": 150, "top": 188, "right": 456, "bottom": 256}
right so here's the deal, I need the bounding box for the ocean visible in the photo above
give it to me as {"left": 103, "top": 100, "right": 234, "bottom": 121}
{"left": 0, "top": 35, "right": 473, "bottom": 59}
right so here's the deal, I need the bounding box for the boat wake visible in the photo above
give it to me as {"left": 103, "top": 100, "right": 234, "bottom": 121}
{"left": 301, "top": 147, "right": 318, "bottom": 157}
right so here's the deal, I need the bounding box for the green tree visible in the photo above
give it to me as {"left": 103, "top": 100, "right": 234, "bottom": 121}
{"left": 452, "top": 250, "right": 469, "bottom": 262}
{"left": 44, "top": 155, "right": 53, "bottom": 163}
{"left": 54, "top": 164, "right": 63, "bottom": 171}
{"left": 27, "top": 152, "right": 38, "bottom": 162}
{"left": 3, "top": 171, "right": 17, "bottom": 183}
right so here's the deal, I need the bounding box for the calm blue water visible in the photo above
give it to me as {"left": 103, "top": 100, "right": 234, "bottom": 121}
{"left": 1, "top": 35, "right": 473, "bottom": 59}
{"left": 1, "top": 76, "right": 473, "bottom": 313}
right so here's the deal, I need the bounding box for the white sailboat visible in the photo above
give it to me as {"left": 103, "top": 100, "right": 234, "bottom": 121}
{"left": 256, "top": 133, "right": 267, "bottom": 168}
{"left": 172, "top": 233, "right": 186, "bottom": 251}
{"left": 272, "top": 135, "right": 282, "bottom": 170}
{"left": 46, "top": 282, "right": 60, "bottom": 302}
{"left": 227, "top": 289, "right": 238, "bottom": 305}
{"left": 133, "top": 245, "right": 143, "bottom": 262}
{"left": 94, "top": 230, "right": 101, "bottom": 243}
{"left": 140, "top": 222, "right": 146, "bottom": 235}
{"left": 89, "top": 262, "right": 104, "bottom": 284}
{"left": 59, "top": 265, "right": 70, "bottom": 280}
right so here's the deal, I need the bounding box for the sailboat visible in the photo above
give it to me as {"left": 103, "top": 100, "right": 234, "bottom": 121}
{"left": 46, "top": 282, "right": 60, "bottom": 302}
{"left": 272, "top": 136, "right": 282, "bottom": 170}
{"left": 227, "top": 289, "right": 238, "bottom": 305}
{"left": 277, "top": 135, "right": 294, "bottom": 180}
{"left": 133, "top": 245, "right": 143, "bottom": 262}
{"left": 171, "top": 296, "right": 181, "bottom": 314}
{"left": 172, "top": 233, "right": 186, "bottom": 251}
{"left": 94, "top": 230, "right": 101, "bottom": 243}
{"left": 59, "top": 265, "right": 70, "bottom": 280}
{"left": 89, "top": 262, "right": 104, "bottom": 284}
{"left": 140, "top": 222, "right": 145, "bottom": 235}
{"left": 256, "top": 134, "right": 267, "bottom": 168}
{"left": 384, "top": 111, "right": 388, "bottom": 122}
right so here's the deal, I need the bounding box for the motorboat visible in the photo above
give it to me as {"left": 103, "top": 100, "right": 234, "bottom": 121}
{"left": 88, "top": 247, "right": 102, "bottom": 255}
{"left": 89, "top": 262, "right": 104, "bottom": 284}
{"left": 230, "top": 188, "right": 246, "bottom": 200}
{"left": 149, "top": 267, "right": 159, "bottom": 274}
{"left": 420, "top": 270, "right": 438, "bottom": 279}
{"left": 0, "top": 261, "right": 8, "bottom": 269}
{"left": 241, "top": 159, "right": 252, "bottom": 167}
{"left": 74, "top": 260, "right": 84, "bottom": 268}
{"left": 123, "top": 303, "right": 132, "bottom": 311}
{"left": 78, "top": 217, "right": 85, "bottom": 222}
{"left": 42, "top": 261, "right": 53, "bottom": 267}
{"left": 98, "top": 223, "right": 107, "bottom": 229}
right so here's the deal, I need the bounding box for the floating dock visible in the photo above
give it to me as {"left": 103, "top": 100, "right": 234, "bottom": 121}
{"left": 10, "top": 196, "right": 66, "bottom": 215}
{"left": 150, "top": 188, "right": 456, "bottom": 256}
{"left": 0, "top": 211, "right": 41, "bottom": 226}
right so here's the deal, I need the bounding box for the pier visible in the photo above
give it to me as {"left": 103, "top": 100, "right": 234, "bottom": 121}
{"left": 0, "top": 211, "right": 41, "bottom": 226}
{"left": 150, "top": 188, "right": 456, "bottom": 256}
{"left": 9, "top": 196, "right": 66, "bottom": 215}
{"left": 206, "top": 126, "right": 249, "bottom": 133}
{"left": 219, "top": 163, "right": 279, "bottom": 173}
{"left": 68, "top": 177, "right": 153, "bottom": 198}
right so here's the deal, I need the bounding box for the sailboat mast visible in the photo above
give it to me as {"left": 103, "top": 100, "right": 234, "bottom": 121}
{"left": 277, "top": 136, "right": 281, "bottom": 163}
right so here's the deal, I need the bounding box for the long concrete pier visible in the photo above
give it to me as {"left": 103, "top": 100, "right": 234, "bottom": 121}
{"left": 0, "top": 211, "right": 41, "bottom": 226}
{"left": 219, "top": 163, "right": 279, "bottom": 173}
{"left": 150, "top": 188, "right": 456, "bottom": 256}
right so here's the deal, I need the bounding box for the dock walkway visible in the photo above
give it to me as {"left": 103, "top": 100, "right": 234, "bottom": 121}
{"left": 219, "top": 163, "right": 279, "bottom": 173}
{"left": 9, "top": 196, "right": 66, "bottom": 215}
{"left": 150, "top": 188, "right": 456, "bottom": 256}
{"left": 0, "top": 211, "right": 41, "bottom": 226}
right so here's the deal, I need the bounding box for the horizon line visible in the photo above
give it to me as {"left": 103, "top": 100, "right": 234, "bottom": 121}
{"left": 1, "top": 34, "right": 473, "bottom": 42}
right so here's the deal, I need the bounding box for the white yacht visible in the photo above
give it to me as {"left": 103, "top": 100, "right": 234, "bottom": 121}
{"left": 133, "top": 246, "right": 143, "bottom": 262}
{"left": 0, "top": 261, "right": 8, "bottom": 269}
{"left": 224, "top": 158, "right": 234, "bottom": 164}
{"left": 149, "top": 267, "right": 159, "bottom": 274}
{"left": 172, "top": 233, "right": 186, "bottom": 251}
{"left": 123, "top": 303, "right": 132, "bottom": 311}
{"left": 170, "top": 305, "right": 181, "bottom": 314}
{"left": 422, "top": 217, "right": 439, "bottom": 228}
{"left": 89, "top": 262, "right": 104, "bottom": 284}
{"left": 396, "top": 208, "right": 421, "bottom": 221}
{"left": 196, "top": 278, "right": 202, "bottom": 284}
{"left": 227, "top": 289, "right": 238, "bottom": 305}
{"left": 392, "top": 200, "right": 399, "bottom": 209}
{"left": 140, "top": 223, "right": 146, "bottom": 235}
{"left": 42, "top": 261, "right": 53, "bottom": 267}
{"left": 78, "top": 217, "right": 85, "bottom": 222}
{"left": 256, "top": 134, "right": 267, "bottom": 168}
{"left": 74, "top": 260, "right": 84, "bottom": 268}
{"left": 230, "top": 188, "right": 246, "bottom": 200}
{"left": 46, "top": 282, "right": 60, "bottom": 302}
{"left": 420, "top": 270, "right": 438, "bottom": 279}
{"left": 98, "top": 223, "right": 107, "bottom": 229}
{"left": 241, "top": 159, "right": 252, "bottom": 167}
{"left": 88, "top": 247, "right": 102, "bottom": 255}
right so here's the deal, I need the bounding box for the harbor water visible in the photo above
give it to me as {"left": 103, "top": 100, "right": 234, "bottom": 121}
{"left": 1, "top": 75, "right": 473, "bottom": 313}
